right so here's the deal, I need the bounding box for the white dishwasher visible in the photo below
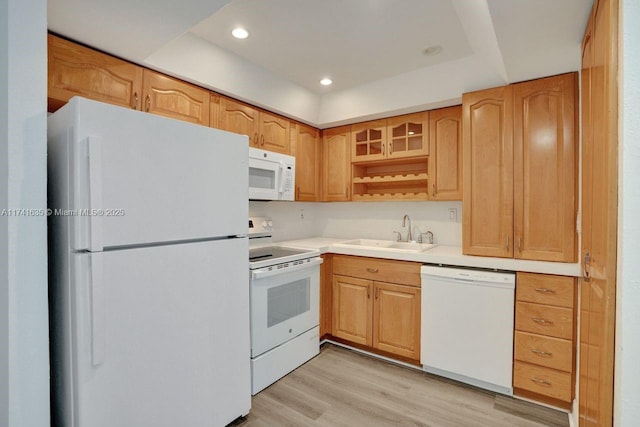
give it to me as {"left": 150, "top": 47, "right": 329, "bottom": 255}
{"left": 421, "top": 265, "right": 515, "bottom": 396}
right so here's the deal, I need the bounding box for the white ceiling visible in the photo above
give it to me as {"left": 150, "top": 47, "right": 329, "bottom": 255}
{"left": 47, "top": 0, "right": 594, "bottom": 128}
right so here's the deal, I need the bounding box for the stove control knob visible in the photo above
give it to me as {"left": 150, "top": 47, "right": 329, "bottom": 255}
{"left": 261, "top": 220, "right": 268, "bottom": 230}
{"left": 267, "top": 220, "right": 273, "bottom": 228}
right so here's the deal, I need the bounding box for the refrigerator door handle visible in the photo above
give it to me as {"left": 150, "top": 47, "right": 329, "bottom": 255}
{"left": 89, "top": 253, "right": 106, "bottom": 366}
{"left": 86, "top": 136, "right": 103, "bottom": 251}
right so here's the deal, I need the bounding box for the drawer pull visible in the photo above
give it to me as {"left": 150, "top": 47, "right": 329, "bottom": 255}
{"left": 530, "top": 377, "right": 552, "bottom": 386}
{"left": 532, "top": 317, "right": 554, "bottom": 325}
{"left": 534, "top": 288, "right": 556, "bottom": 294}
{"left": 366, "top": 268, "right": 379, "bottom": 273}
{"left": 531, "top": 348, "right": 553, "bottom": 357}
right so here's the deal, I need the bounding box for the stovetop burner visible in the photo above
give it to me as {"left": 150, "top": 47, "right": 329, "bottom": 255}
{"left": 248, "top": 216, "right": 320, "bottom": 270}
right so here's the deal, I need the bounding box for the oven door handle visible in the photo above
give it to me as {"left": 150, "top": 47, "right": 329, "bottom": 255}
{"left": 251, "top": 257, "right": 323, "bottom": 280}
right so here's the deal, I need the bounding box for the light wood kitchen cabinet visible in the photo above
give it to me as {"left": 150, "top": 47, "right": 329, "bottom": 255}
{"left": 462, "top": 85, "right": 514, "bottom": 258}
{"left": 322, "top": 126, "right": 351, "bottom": 201}
{"left": 218, "top": 96, "right": 290, "bottom": 154}
{"left": 48, "top": 34, "right": 143, "bottom": 112}
{"left": 260, "top": 110, "right": 291, "bottom": 154}
{"left": 513, "top": 272, "right": 577, "bottom": 408}
{"left": 372, "top": 281, "right": 421, "bottom": 359}
{"left": 513, "top": 73, "right": 578, "bottom": 262}
{"left": 428, "top": 106, "right": 462, "bottom": 201}
{"left": 349, "top": 113, "right": 430, "bottom": 201}
{"left": 387, "top": 112, "right": 429, "bottom": 159}
{"left": 332, "top": 274, "right": 373, "bottom": 346}
{"left": 351, "top": 120, "right": 388, "bottom": 162}
{"left": 48, "top": 35, "right": 210, "bottom": 126}
{"left": 292, "top": 122, "right": 321, "bottom": 201}
{"left": 331, "top": 255, "right": 421, "bottom": 361}
{"left": 218, "top": 96, "right": 260, "bottom": 145}
{"left": 462, "top": 73, "right": 577, "bottom": 262}
{"left": 141, "top": 70, "right": 210, "bottom": 126}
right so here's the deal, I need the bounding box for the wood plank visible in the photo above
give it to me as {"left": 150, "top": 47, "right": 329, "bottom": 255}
{"left": 233, "top": 344, "right": 569, "bottom": 427}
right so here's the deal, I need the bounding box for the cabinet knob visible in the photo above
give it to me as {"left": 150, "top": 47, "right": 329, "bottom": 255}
{"left": 366, "top": 268, "right": 379, "bottom": 273}
{"left": 133, "top": 92, "right": 138, "bottom": 110}
{"left": 145, "top": 94, "right": 151, "bottom": 112}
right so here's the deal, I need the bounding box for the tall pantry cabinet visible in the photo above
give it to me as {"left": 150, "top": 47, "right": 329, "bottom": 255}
{"left": 462, "top": 73, "right": 578, "bottom": 263}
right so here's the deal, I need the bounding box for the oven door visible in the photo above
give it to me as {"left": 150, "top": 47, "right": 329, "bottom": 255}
{"left": 250, "top": 264, "right": 320, "bottom": 357}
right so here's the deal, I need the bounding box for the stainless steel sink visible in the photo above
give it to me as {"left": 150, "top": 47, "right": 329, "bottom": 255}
{"left": 334, "top": 239, "right": 437, "bottom": 253}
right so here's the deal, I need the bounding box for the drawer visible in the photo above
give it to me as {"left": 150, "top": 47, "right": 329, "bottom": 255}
{"left": 515, "top": 302, "right": 573, "bottom": 340}
{"left": 332, "top": 255, "right": 421, "bottom": 287}
{"left": 514, "top": 331, "right": 573, "bottom": 372}
{"left": 516, "top": 272, "right": 575, "bottom": 308}
{"left": 514, "top": 361, "right": 572, "bottom": 402}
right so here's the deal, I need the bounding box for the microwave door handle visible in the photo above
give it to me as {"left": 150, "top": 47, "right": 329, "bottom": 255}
{"left": 278, "top": 161, "right": 285, "bottom": 194}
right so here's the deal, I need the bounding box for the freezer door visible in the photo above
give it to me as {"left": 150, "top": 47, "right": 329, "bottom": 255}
{"left": 56, "top": 97, "right": 249, "bottom": 250}
{"left": 59, "top": 239, "right": 250, "bottom": 427}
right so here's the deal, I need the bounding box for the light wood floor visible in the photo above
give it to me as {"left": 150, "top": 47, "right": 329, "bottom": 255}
{"left": 233, "top": 344, "right": 569, "bottom": 427}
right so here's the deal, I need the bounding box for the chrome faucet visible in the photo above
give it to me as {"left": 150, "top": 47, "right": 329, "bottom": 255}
{"left": 402, "top": 214, "right": 414, "bottom": 242}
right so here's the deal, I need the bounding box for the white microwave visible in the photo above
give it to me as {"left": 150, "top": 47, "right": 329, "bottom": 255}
{"left": 248, "top": 148, "right": 295, "bottom": 201}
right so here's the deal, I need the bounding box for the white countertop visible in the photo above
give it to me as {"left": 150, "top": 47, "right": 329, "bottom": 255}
{"left": 276, "top": 237, "right": 582, "bottom": 277}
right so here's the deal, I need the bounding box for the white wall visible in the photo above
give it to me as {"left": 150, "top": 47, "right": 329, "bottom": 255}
{"left": 0, "top": 0, "right": 50, "bottom": 425}
{"left": 615, "top": 0, "right": 640, "bottom": 424}
{"left": 250, "top": 200, "right": 463, "bottom": 246}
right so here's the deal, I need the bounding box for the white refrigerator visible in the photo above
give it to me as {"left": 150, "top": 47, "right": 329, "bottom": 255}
{"left": 47, "top": 97, "right": 251, "bottom": 427}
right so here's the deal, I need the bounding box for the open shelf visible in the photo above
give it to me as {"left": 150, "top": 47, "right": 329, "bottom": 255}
{"left": 352, "top": 158, "right": 429, "bottom": 201}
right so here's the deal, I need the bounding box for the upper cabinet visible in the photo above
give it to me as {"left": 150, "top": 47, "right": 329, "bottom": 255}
{"left": 218, "top": 96, "right": 290, "bottom": 154}
{"left": 260, "top": 110, "right": 291, "bottom": 154}
{"left": 512, "top": 74, "right": 577, "bottom": 262}
{"left": 351, "top": 114, "right": 429, "bottom": 163}
{"left": 462, "top": 73, "right": 578, "bottom": 262}
{"left": 218, "top": 96, "right": 260, "bottom": 145}
{"left": 462, "top": 86, "right": 514, "bottom": 258}
{"left": 387, "top": 113, "right": 429, "bottom": 160}
{"left": 48, "top": 34, "right": 209, "bottom": 126}
{"left": 351, "top": 120, "right": 387, "bottom": 162}
{"left": 350, "top": 114, "right": 430, "bottom": 201}
{"left": 292, "top": 123, "right": 321, "bottom": 201}
{"left": 322, "top": 126, "right": 351, "bottom": 202}
{"left": 428, "top": 106, "right": 462, "bottom": 201}
{"left": 141, "top": 70, "right": 210, "bottom": 126}
{"left": 48, "top": 34, "right": 143, "bottom": 112}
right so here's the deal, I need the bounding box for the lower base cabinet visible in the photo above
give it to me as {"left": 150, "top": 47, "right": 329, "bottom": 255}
{"left": 513, "top": 272, "right": 577, "bottom": 408}
{"left": 331, "top": 255, "right": 421, "bottom": 361}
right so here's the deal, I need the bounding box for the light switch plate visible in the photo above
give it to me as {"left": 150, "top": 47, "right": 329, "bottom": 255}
{"left": 448, "top": 208, "right": 457, "bottom": 222}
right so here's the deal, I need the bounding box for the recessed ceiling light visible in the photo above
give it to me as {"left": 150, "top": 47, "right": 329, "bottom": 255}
{"left": 232, "top": 27, "right": 249, "bottom": 39}
{"left": 320, "top": 78, "right": 333, "bottom": 86}
{"left": 422, "top": 45, "right": 442, "bottom": 56}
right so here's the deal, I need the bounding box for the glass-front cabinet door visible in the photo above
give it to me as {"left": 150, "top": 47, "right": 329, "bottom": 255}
{"left": 351, "top": 119, "right": 387, "bottom": 162}
{"left": 387, "top": 112, "right": 429, "bottom": 159}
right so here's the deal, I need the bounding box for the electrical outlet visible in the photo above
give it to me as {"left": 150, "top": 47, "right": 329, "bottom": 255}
{"left": 448, "top": 208, "right": 457, "bottom": 222}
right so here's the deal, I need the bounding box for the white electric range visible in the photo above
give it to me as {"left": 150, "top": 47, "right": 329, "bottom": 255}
{"left": 248, "top": 217, "right": 322, "bottom": 395}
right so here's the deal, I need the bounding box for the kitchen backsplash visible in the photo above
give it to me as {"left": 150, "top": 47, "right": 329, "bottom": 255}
{"left": 249, "top": 201, "right": 463, "bottom": 246}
